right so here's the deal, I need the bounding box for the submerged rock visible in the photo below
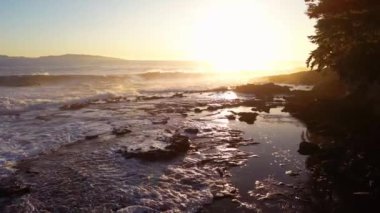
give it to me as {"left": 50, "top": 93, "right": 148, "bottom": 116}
{"left": 298, "top": 141, "right": 320, "bottom": 155}
{"left": 60, "top": 102, "right": 90, "bottom": 110}
{"left": 238, "top": 112, "right": 259, "bottom": 124}
{"left": 226, "top": 114, "right": 236, "bottom": 120}
{"left": 112, "top": 127, "right": 132, "bottom": 136}
{"left": 184, "top": 128, "right": 199, "bottom": 134}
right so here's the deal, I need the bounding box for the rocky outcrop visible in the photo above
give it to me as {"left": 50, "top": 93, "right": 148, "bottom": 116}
{"left": 118, "top": 134, "right": 190, "bottom": 161}
{"left": 237, "top": 112, "right": 259, "bottom": 124}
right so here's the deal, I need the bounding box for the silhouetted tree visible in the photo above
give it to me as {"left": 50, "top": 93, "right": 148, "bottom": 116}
{"left": 305, "top": 0, "right": 380, "bottom": 91}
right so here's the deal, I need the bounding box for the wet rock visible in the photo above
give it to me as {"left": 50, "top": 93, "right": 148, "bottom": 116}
{"left": 116, "top": 205, "right": 159, "bottom": 213}
{"left": 85, "top": 134, "right": 99, "bottom": 140}
{"left": 112, "top": 127, "right": 132, "bottom": 136}
{"left": 298, "top": 141, "right": 320, "bottom": 155}
{"left": 136, "top": 96, "right": 163, "bottom": 101}
{"left": 60, "top": 102, "right": 90, "bottom": 110}
{"left": 184, "top": 128, "right": 199, "bottom": 134}
{"left": 285, "top": 170, "right": 299, "bottom": 176}
{"left": 194, "top": 108, "right": 202, "bottom": 113}
{"left": 238, "top": 112, "right": 259, "bottom": 124}
{"left": 166, "top": 134, "right": 190, "bottom": 152}
{"left": 225, "top": 114, "right": 236, "bottom": 120}
{"left": 215, "top": 167, "right": 227, "bottom": 177}
{"left": 119, "top": 134, "right": 190, "bottom": 161}
{"left": 170, "top": 93, "right": 184, "bottom": 98}
{"left": 212, "top": 183, "right": 238, "bottom": 199}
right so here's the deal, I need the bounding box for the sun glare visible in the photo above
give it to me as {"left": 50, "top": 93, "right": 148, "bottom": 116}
{"left": 192, "top": 1, "right": 285, "bottom": 73}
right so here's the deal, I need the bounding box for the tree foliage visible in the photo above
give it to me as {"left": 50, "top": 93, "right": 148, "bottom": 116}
{"left": 305, "top": 0, "right": 380, "bottom": 87}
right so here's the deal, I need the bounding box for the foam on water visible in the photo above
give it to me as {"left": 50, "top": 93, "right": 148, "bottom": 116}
{"left": 0, "top": 70, "right": 311, "bottom": 211}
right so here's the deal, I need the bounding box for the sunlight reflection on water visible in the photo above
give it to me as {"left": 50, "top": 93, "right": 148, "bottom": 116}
{"left": 220, "top": 91, "right": 238, "bottom": 100}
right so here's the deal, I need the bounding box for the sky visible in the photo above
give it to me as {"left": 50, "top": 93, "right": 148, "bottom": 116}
{"left": 0, "top": 0, "right": 315, "bottom": 72}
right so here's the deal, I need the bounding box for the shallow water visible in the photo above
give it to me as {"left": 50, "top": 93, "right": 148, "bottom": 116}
{"left": 193, "top": 106, "right": 310, "bottom": 212}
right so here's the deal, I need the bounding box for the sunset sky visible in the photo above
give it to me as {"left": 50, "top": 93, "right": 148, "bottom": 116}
{"left": 0, "top": 0, "right": 315, "bottom": 72}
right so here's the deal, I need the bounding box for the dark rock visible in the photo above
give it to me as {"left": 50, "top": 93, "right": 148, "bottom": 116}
{"left": 112, "top": 127, "right": 132, "bottom": 136}
{"left": 136, "top": 96, "right": 163, "bottom": 101}
{"left": 119, "top": 134, "right": 190, "bottom": 161}
{"left": 184, "top": 128, "right": 199, "bottom": 134}
{"left": 194, "top": 108, "right": 202, "bottom": 113}
{"left": 60, "top": 102, "right": 90, "bottom": 110}
{"left": 238, "top": 99, "right": 271, "bottom": 112}
{"left": 226, "top": 114, "right": 236, "bottom": 120}
{"left": 167, "top": 134, "right": 190, "bottom": 152}
{"left": 238, "top": 112, "right": 259, "bottom": 124}
{"left": 85, "top": 134, "right": 99, "bottom": 140}
{"left": 298, "top": 141, "right": 320, "bottom": 155}
{"left": 170, "top": 93, "right": 184, "bottom": 98}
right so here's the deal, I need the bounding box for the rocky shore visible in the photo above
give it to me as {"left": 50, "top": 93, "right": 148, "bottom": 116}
{"left": 2, "top": 81, "right": 376, "bottom": 212}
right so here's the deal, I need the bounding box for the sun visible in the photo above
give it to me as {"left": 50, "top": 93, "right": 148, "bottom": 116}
{"left": 192, "top": 1, "right": 282, "bottom": 73}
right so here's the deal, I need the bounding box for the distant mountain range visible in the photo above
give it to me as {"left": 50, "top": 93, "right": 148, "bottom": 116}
{"left": 0, "top": 54, "right": 201, "bottom": 75}
{"left": 0, "top": 54, "right": 147, "bottom": 67}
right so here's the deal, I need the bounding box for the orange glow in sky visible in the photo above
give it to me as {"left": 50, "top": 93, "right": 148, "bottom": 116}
{"left": 0, "top": 0, "right": 315, "bottom": 75}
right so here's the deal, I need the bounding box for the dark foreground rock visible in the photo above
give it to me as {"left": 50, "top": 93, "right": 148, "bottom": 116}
{"left": 118, "top": 134, "right": 190, "bottom": 161}
{"left": 234, "top": 83, "right": 291, "bottom": 97}
{"left": 237, "top": 112, "right": 259, "bottom": 124}
{"left": 284, "top": 82, "right": 380, "bottom": 212}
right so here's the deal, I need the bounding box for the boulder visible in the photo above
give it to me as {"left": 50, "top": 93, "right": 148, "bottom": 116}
{"left": 238, "top": 112, "right": 259, "bottom": 124}
{"left": 119, "top": 134, "right": 190, "bottom": 161}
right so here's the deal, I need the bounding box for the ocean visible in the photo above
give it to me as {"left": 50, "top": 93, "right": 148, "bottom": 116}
{"left": 0, "top": 62, "right": 309, "bottom": 212}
